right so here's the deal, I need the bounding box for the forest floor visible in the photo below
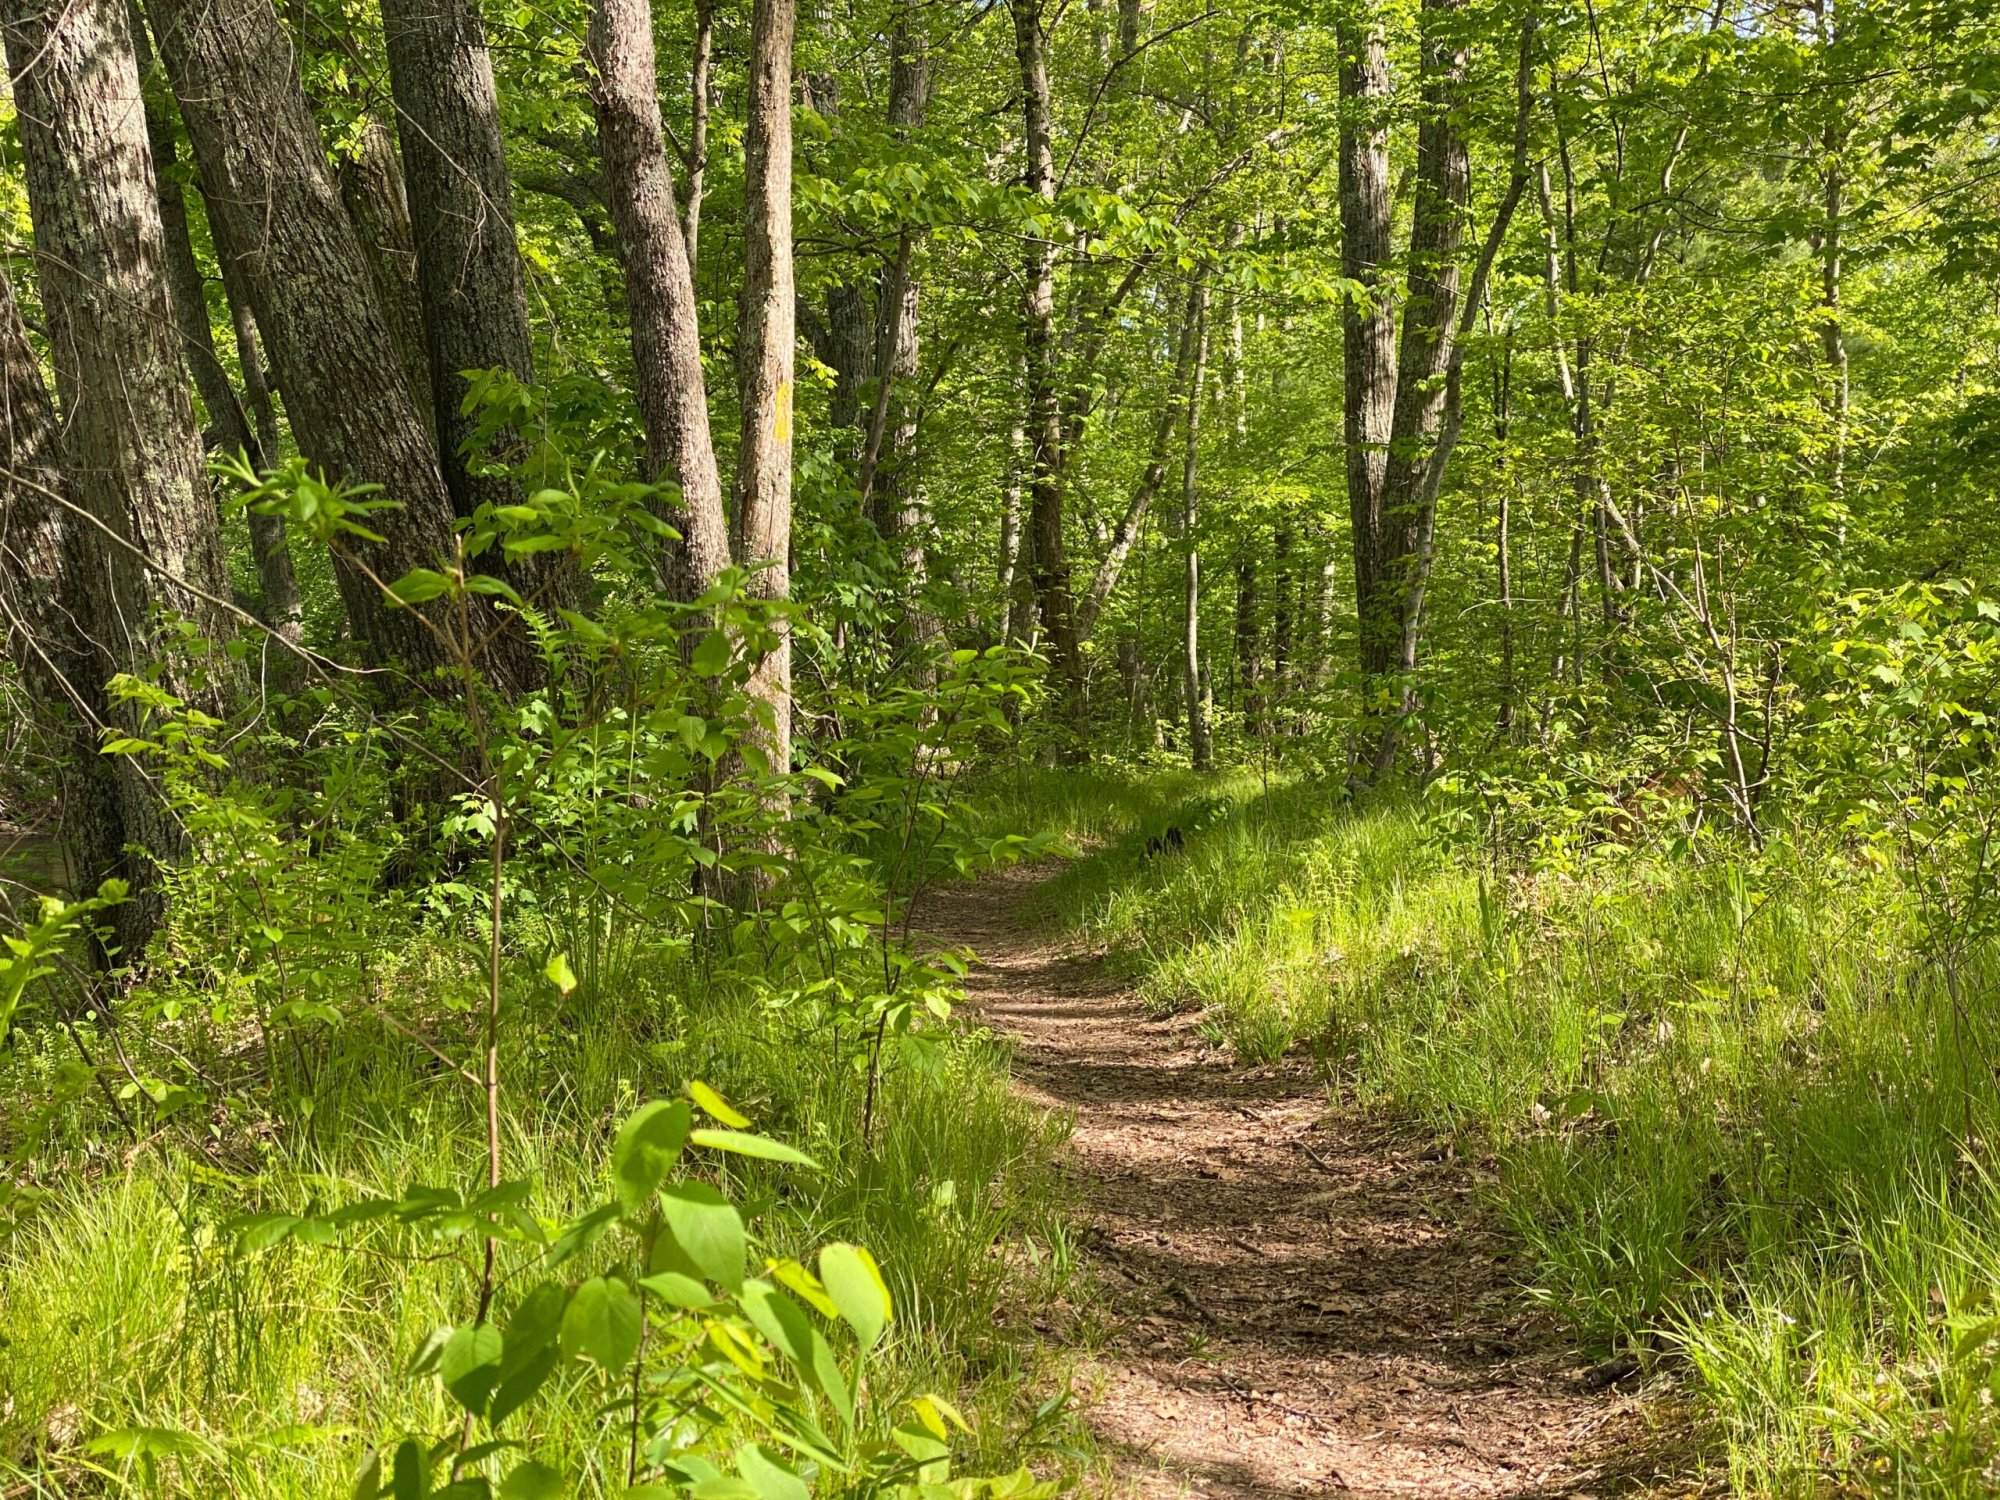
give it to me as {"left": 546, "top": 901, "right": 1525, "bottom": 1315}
{"left": 922, "top": 862, "right": 1687, "bottom": 1499}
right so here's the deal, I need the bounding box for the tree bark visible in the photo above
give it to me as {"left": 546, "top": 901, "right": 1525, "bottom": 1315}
{"left": 4, "top": 0, "right": 238, "bottom": 945}
{"left": 378, "top": 0, "right": 521, "bottom": 484}
{"left": 1013, "top": 0, "right": 1085, "bottom": 728}
{"left": 1337, "top": 8, "right": 1397, "bottom": 682}
{"left": 336, "top": 117, "right": 435, "bottom": 432}
{"left": 733, "top": 0, "right": 796, "bottom": 778}
{"left": 1077, "top": 278, "right": 1202, "bottom": 641}
{"left": 219, "top": 272, "right": 304, "bottom": 648}
{"left": 381, "top": 0, "right": 575, "bottom": 638}
{"left": 586, "top": 0, "right": 731, "bottom": 600}
{"left": 684, "top": 0, "right": 713, "bottom": 273}
{"left": 0, "top": 277, "right": 128, "bottom": 915}
{"left": 1181, "top": 282, "right": 1212, "bottom": 771}
{"left": 150, "top": 0, "right": 494, "bottom": 682}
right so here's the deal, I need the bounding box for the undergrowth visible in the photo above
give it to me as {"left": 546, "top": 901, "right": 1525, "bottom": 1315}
{"left": 0, "top": 915, "right": 1084, "bottom": 1495}
{"left": 1002, "top": 764, "right": 2000, "bottom": 1497}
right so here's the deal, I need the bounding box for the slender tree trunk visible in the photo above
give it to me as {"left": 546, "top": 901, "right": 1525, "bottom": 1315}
{"left": 1269, "top": 522, "right": 1296, "bottom": 719}
{"left": 1077, "top": 280, "right": 1202, "bottom": 641}
{"left": 862, "top": 0, "right": 934, "bottom": 670}
{"left": 220, "top": 277, "right": 304, "bottom": 648}
{"left": 733, "top": 0, "right": 796, "bottom": 779}
{"left": 1234, "top": 553, "right": 1261, "bottom": 739}
{"left": 1181, "top": 283, "right": 1212, "bottom": 771}
{"left": 1000, "top": 386, "right": 1037, "bottom": 650}
{"left": 587, "top": 0, "right": 731, "bottom": 600}
{"left": 1493, "top": 326, "right": 1516, "bottom": 735}
{"left": 151, "top": 0, "right": 505, "bottom": 682}
{"left": 5, "top": 0, "right": 238, "bottom": 947}
{"left": 684, "top": 0, "right": 713, "bottom": 272}
{"left": 1013, "top": 0, "right": 1085, "bottom": 729}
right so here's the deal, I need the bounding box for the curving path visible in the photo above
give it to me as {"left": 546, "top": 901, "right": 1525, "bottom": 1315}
{"left": 922, "top": 863, "right": 1673, "bottom": 1499}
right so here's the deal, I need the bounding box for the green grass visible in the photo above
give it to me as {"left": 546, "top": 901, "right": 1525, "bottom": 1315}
{"left": 999, "top": 766, "right": 2000, "bottom": 1496}
{"left": 0, "top": 927, "right": 1084, "bottom": 1495}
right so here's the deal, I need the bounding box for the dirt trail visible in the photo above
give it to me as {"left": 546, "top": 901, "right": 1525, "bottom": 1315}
{"left": 922, "top": 864, "right": 1666, "bottom": 1500}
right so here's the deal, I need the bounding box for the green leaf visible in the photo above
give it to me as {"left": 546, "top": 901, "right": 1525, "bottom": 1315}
{"left": 738, "top": 1279, "right": 852, "bottom": 1425}
{"left": 688, "top": 1079, "right": 750, "bottom": 1128}
{"left": 559, "top": 1276, "right": 642, "bottom": 1371}
{"left": 391, "top": 1438, "right": 429, "bottom": 1500}
{"left": 691, "top": 631, "right": 732, "bottom": 676}
{"left": 611, "top": 1099, "right": 692, "bottom": 1212}
{"left": 439, "top": 1322, "right": 504, "bottom": 1414}
{"left": 819, "top": 1242, "right": 892, "bottom": 1351}
{"left": 544, "top": 953, "right": 577, "bottom": 995}
{"left": 735, "top": 1444, "right": 809, "bottom": 1500}
{"left": 498, "top": 1461, "right": 565, "bottom": 1500}
{"left": 658, "top": 1182, "right": 746, "bottom": 1290}
{"left": 689, "top": 1129, "right": 819, "bottom": 1168}
{"left": 637, "top": 1270, "right": 719, "bottom": 1310}
{"left": 387, "top": 568, "right": 451, "bottom": 606}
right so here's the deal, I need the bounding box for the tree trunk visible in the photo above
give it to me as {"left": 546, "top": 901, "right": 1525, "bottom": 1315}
{"left": 1234, "top": 552, "right": 1262, "bottom": 737}
{"left": 587, "top": 0, "right": 731, "bottom": 600}
{"left": 1181, "top": 282, "right": 1212, "bottom": 771}
{"left": 1270, "top": 523, "right": 1296, "bottom": 724}
{"left": 1013, "top": 0, "right": 1085, "bottom": 728}
{"left": 219, "top": 274, "right": 304, "bottom": 648}
{"left": 336, "top": 117, "right": 435, "bottom": 432}
{"left": 1337, "top": 9, "right": 1397, "bottom": 683}
{"left": 151, "top": 0, "right": 501, "bottom": 682}
{"left": 684, "top": 0, "right": 713, "bottom": 272}
{"left": 861, "top": 0, "right": 934, "bottom": 668}
{"left": 0, "top": 276, "right": 128, "bottom": 914}
{"left": 4, "top": 0, "right": 238, "bottom": 946}
{"left": 733, "top": 0, "right": 796, "bottom": 779}
{"left": 1077, "top": 279, "right": 1203, "bottom": 642}
{"left": 381, "top": 0, "right": 573, "bottom": 630}
{"left": 139, "top": 47, "right": 309, "bottom": 660}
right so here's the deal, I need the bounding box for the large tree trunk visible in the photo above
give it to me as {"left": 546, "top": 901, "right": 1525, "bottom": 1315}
{"left": 586, "top": 0, "right": 731, "bottom": 600}
{"left": 150, "top": 0, "right": 502, "bottom": 682}
{"left": 733, "top": 0, "right": 797, "bottom": 779}
{"left": 1013, "top": 0, "right": 1085, "bottom": 729}
{"left": 0, "top": 278, "right": 128, "bottom": 914}
{"left": 4, "top": 0, "right": 237, "bottom": 947}
{"left": 381, "top": 0, "right": 574, "bottom": 634}
{"left": 133, "top": 33, "right": 304, "bottom": 655}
